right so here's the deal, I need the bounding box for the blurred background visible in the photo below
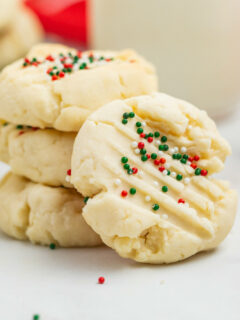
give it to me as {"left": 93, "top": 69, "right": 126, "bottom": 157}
{"left": 1, "top": 0, "right": 240, "bottom": 179}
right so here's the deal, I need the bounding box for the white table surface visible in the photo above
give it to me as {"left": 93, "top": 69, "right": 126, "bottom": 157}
{"left": 0, "top": 109, "right": 239, "bottom": 320}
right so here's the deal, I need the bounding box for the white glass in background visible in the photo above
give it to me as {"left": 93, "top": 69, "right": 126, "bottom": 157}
{"left": 90, "top": 0, "right": 240, "bottom": 119}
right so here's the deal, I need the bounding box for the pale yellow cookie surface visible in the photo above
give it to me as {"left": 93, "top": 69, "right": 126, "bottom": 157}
{"left": 0, "top": 123, "right": 75, "bottom": 187}
{"left": 0, "top": 0, "right": 17, "bottom": 30}
{"left": 0, "top": 44, "right": 157, "bottom": 131}
{"left": 0, "top": 4, "right": 43, "bottom": 69}
{"left": 71, "top": 93, "right": 237, "bottom": 263}
{"left": 0, "top": 173, "right": 102, "bottom": 247}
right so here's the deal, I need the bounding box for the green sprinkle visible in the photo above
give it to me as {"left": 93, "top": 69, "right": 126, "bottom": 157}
{"left": 16, "top": 125, "right": 23, "bottom": 129}
{"left": 123, "top": 163, "right": 130, "bottom": 170}
{"left": 121, "top": 157, "right": 128, "bottom": 164}
{"left": 67, "top": 68, "right": 72, "bottom": 73}
{"left": 140, "top": 149, "right": 146, "bottom": 155}
{"left": 163, "top": 145, "right": 169, "bottom": 151}
{"left": 79, "top": 62, "right": 87, "bottom": 69}
{"left": 53, "top": 66, "right": 57, "bottom": 69}
{"left": 167, "top": 170, "right": 171, "bottom": 175}
{"left": 84, "top": 197, "right": 89, "bottom": 203}
{"left": 33, "top": 315, "right": 40, "bottom": 320}
{"left": 172, "top": 154, "right": 178, "bottom": 160}
{"left": 99, "top": 56, "right": 104, "bottom": 60}
{"left": 176, "top": 174, "right": 183, "bottom": 181}
{"left": 62, "top": 68, "right": 68, "bottom": 73}
{"left": 162, "top": 186, "right": 168, "bottom": 192}
{"left": 144, "top": 134, "right": 148, "bottom": 139}
{"left": 123, "top": 112, "right": 129, "bottom": 119}
{"left": 154, "top": 131, "right": 160, "bottom": 137}
{"left": 122, "top": 119, "right": 128, "bottom": 125}
{"left": 49, "top": 71, "right": 54, "bottom": 76}
{"left": 136, "top": 122, "right": 142, "bottom": 127}
{"left": 129, "top": 112, "right": 135, "bottom": 118}
{"left": 130, "top": 188, "right": 136, "bottom": 195}
{"left": 23, "top": 62, "right": 28, "bottom": 66}
{"left": 151, "top": 153, "right": 157, "bottom": 159}
{"left": 176, "top": 153, "right": 182, "bottom": 160}
{"left": 137, "top": 128, "right": 144, "bottom": 134}
{"left": 148, "top": 133, "right": 154, "bottom": 137}
{"left": 195, "top": 168, "right": 201, "bottom": 175}
{"left": 158, "top": 145, "right": 165, "bottom": 151}
{"left": 89, "top": 56, "right": 94, "bottom": 63}
{"left": 127, "top": 169, "right": 133, "bottom": 175}
{"left": 161, "top": 136, "right": 167, "bottom": 143}
{"left": 180, "top": 158, "right": 187, "bottom": 164}
{"left": 32, "top": 58, "right": 37, "bottom": 62}
{"left": 49, "top": 243, "right": 56, "bottom": 250}
{"left": 183, "top": 154, "right": 188, "bottom": 160}
{"left": 141, "top": 155, "right": 148, "bottom": 161}
{"left": 152, "top": 204, "right": 159, "bottom": 211}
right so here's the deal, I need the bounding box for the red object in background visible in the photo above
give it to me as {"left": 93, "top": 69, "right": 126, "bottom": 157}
{"left": 24, "top": 0, "right": 88, "bottom": 47}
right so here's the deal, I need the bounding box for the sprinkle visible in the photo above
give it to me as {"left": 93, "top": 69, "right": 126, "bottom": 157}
{"left": 130, "top": 188, "right": 136, "bottom": 195}
{"left": 194, "top": 155, "right": 200, "bottom": 161}
{"left": 178, "top": 198, "right": 185, "bottom": 204}
{"left": 159, "top": 158, "right": 166, "bottom": 164}
{"left": 165, "top": 163, "right": 170, "bottom": 169}
{"left": 191, "top": 163, "right": 197, "bottom": 169}
{"left": 140, "top": 133, "right": 146, "bottom": 138}
{"left": 123, "top": 163, "right": 130, "bottom": 170}
{"left": 127, "top": 169, "right": 133, "bottom": 175}
{"left": 138, "top": 142, "right": 145, "bottom": 149}
{"left": 145, "top": 195, "right": 151, "bottom": 202}
{"left": 16, "top": 124, "right": 23, "bottom": 129}
{"left": 129, "top": 112, "right": 135, "bottom": 118}
{"left": 171, "top": 172, "right": 176, "bottom": 178}
{"left": 201, "top": 169, "right": 208, "bottom": 176}
{"left": 114, "top": 179, "right": 121, "bottom": 186}
{"left": 18, "top": 131, "right": 25, "bottom": 136}
{"left": 136, "top": 122, "right": 142, "bottom": 127}
{"left": 154, "top": 159, "right": 161, "bottom": 166}
{"left": 155, "top": 140, "right": 161, "bottom": 146}
{"left": 184, "top": 177, "right": 190, "bottom": 184}
{"left": 152, "top": 204, "right": 159, "bottom": 211}
{"left": 147, "top": 137, "right": 153, "bottom": 143}
{"left": 153, "top": 181, "right": 159, "bottom": 187}
{"left": 162, "top": 186, "right": 168, "bottom": 192}
{"left": 195, "top": 168, "right": 201, "bottom": 175}
{"left": 131, "top": 141, "right": 138, "bottom": 148}
{"left": 138, "top": 170, "right": 144, "bottom": 177}
{"left": 84, "top": 197, "right": 89, "bottom": 203}
{"left": 49, "top": 243, "right": 56, "bottom": 250}
{"left": 176, "top": 174, "right": 183, "bottom": 181}
{"left": 142, "top": 121, "right": 146, "bottom": 127}
{"left": 98, "top": 277, "right": 105, "bottom": 284}
{"left": 122, "top": 119, "right": 128, "bottom": 125}
{"left": 33, "top": 315, "right": 40, "bottom": 320}
{"left": 187, "top": 161, "right": 191, "bottom": 166}
{"left": 151, "top": 153, "right": 157, "bottom": 159}
{"left": 146, "top": 154, "right": 151, "bottom": 159}
{"left": 67, "top": 169, "right": 71, "bottom": 176}
{"left": 121, "top": 190, "right": 128, "bottom": 197}
{"left": 134, "top": 148, "right": 140, "bottom": 154}
{"left": 141, "top": 155, "right": 148, "bottom": 161}
{"left": 159, "top": 166, "right": 165, "bottom": 172}
{"left": 163, "top": 145, "right": 169, "bottom": 151}
{"left": 163, "top": 170, "right": 168, "bottom": 176}
{"left": 51, "top": 75, "right": 58, "bottom": 81}
{"left": 182, "top": 154, "right": 188, "bottom": 160}
{"left": 121, "top": 157, "right": 128, "bottom": 163}
{"left": 180, "top": 158, "right": 187, "bottom": 164}
{"left": 181, "top": 147, "right": 187, "bottom": 153}
{"left": 140, "top": 149, "right": 146, "bottom": 155}
{"left": 65, "top": 175, "right": 71, "bottom": 182}
{"left": 137, "top": 128, "right": 144, "bottom": 134}
{"left": 188, "top": 157, "right": 194, "bottom": 162}
{"left": 161, "top": 136, "right": 167, "bottom": 143}
{"left": 123, "top": 113, "right": 129, "bottom": 120}
{"left": 132, "top": 167, "right": 138, "bottom": 174}
{"left": 154, "top": 131, "right": 160, "bottom": 138}
{"left": 169, "top": 148, "right": 175, "bottom": 155}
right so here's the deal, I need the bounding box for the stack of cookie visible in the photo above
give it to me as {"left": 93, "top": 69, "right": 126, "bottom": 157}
{"left": 0, "top": 0, "right": 43, "bottom": 69}
{"left": 0, "top": 43, "right": 157, "bottom": 248}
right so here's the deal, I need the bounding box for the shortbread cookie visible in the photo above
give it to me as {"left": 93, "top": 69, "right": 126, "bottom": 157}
{"left": 0, "top": 122, "right": 75, "bottom": 187}
{"left": 0, "top": 5, "right": 43, "bottom": 69}
{"left": 0, "top": 0, "right": 17, "bottom": 30}
{"left": 0, "top": 173, "right": 102, "bottom": 247}
{"left": 0, "top": 43, "right": 157, "bottom": 131}
{"left": 71, "top": 93, "right": 237, "bottom": 263}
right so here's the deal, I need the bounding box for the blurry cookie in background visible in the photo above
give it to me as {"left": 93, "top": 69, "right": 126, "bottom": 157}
{"left": 0, "top": 4, "right": 43, "bottom": 69}
{"left": 0, "top": 0, "right": 17, "bottom": 30}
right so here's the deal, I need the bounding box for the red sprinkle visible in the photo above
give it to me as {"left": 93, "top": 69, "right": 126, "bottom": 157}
{"left": 77, "top": 51, "right": 82, "bottom": 58}
{"left": 24, "top": 58, "right": 30, "bottom": 63}
{"left": 130, "top": 59, "right": 136, "bottom": 63}
{"left": 132, "top": 167, "right": 138, "bottom": 174}
{"left": 194, "top": 155, "right": 200, "bottom": 161}
{"left": 154, "top": 159, "right": 161, "bottom": 166}
{"left": 147, "top": 137, "right": 153, "bottom": 143}
{"left": 32, "top": 62, "right": 39, "bottom": 67}
{"left": 188, "top": 157, "right": 194, "bottom": 162}
{"left": 46, "top": 55, "right": 54, "bottom": 62}
{"left": 159, "top": 166, "right": 165, "bottom": 172}
{"left": 140, "top": 133, "right": 146, "bottom": 138}
{"left": 200, "top": 169, "right": 208, "bottom": 176}
{"left": 47, "top": 68, "right": 52, "bottom": 74}
{"left": 191, "top": 163, "right": 197, "bottom": 169}
{"left": 18, "top": 131, "right": 24, "bottom": 136}
{"left": 121, "top": 190, "right": 128, "bottom": 197}
{"left": 105, "top": 58, "right": 112, "bottom": 62}
{"left": 178, "top": 198, "right": 185, "bottom": 204}
{"left": 59, "top": 72, "right": 65, "bottom": 78}
{"left": 32, "top": 127, "right": 39, "bottom": 131}
{"left": 64, "top": 63, "right": 73, "bottom": 69}
{"left": 67, "top": 169, "right": 71, "bottom": 176}
{"left": 138, "top": 142, "right": 145, "bottom": 149}
{"left": 146, "top": 154, "right": 151, "bottom": 159}
{"left": 52, "top": 75, "right": 58, "bottom": 81}
{"left": 98, "top": 277, "right": 105, "bottom": 284}
{"left": 159, "top": 158, "right": 166, "bottom": 164}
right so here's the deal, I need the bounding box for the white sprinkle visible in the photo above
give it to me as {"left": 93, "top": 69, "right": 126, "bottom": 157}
{"left": 171, "top": 172, "right": 176, "bottom": 178}
{"left": 131, "top": 141, "right": 138, "bottom": 148}
{"left": 185, "top": 202, "right": 189, "bottom": 207}
{"left": 153, "top": 181, "right": 159, "bottom": 187}
{"left": 165, "top": 163, "right": 170, "bottom": 169}
{"left": 188, "top": 125, "right": 193, "bottom": 129}
{"left": 163, "top": 170, "right": 168, "bottom": 176}
{"left": 184, "top": 177, "right": 190, "bottom": 184}
{"left": 187, "top": 161, "right": 191, "bottom": 166}
{"left": 162, "top": 214, "right": 168, "bottom": 220}
{"left": 169, "top": 148, "right": 175, "bottom": 155}
{"left": 145, "top": 195, "right": 151, "bottom": 202}
{"left": 155, "top": 140, "right": 161, "bottom": 146}
{"left": 174, "top": 147, "right": 179, "bottom": 153}
{"left": 142, "top": 121, "right": 146, "bottom": 127}
{"left": 158, "top": 151, "right": 163, "bottom": 156}
{"left": 65, "top": 175, "right": 71, "bottom": 182}
{"left": 181, "top": 147, "right": 187, "bottom": 153}
{"left": 114, "top": 179, "right": 121, "bottom": 186}
{"left": 138, "top": 170, "right": 144, "bottom": 177}
{"left": 134, "top": 148, "right": 140, "bottom": 154}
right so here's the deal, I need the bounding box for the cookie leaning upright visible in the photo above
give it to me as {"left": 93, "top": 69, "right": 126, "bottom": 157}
{"left": 71, "top": 92, "right": 237, "bottom": 264}
{"left": 0, "top": 43, "right": 157, "bottom": 132}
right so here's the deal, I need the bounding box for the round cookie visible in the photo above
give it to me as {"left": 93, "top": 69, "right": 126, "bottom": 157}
{"left": 0, "top": 0, "right": 17, "bottom": 30}
{"left": 0, "top": 122, "right": 75, "bottom": 187}
{"left": 0, "top": 43, "right": 157, "bottom": 131}
{"left": 0, "top": 4, "right": 43, "bottom": 69}
{"left": 0, "top": 173, "right": 102, "bottom": 247}
{"left": 71, "top": 93, "right": 237, "bottom": 264}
